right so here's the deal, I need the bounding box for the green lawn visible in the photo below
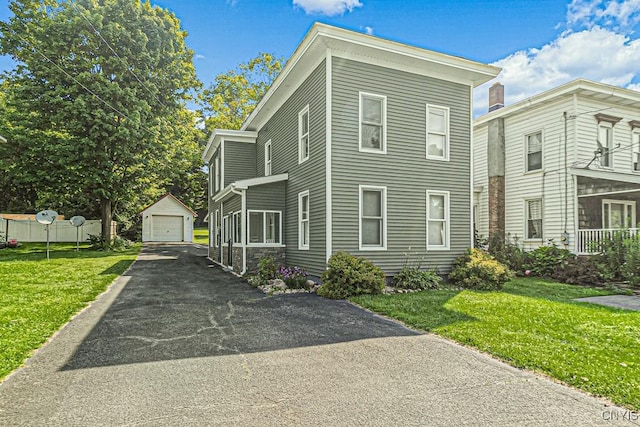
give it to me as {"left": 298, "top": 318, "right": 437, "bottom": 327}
{"left": 0, "top": 243, "right": 140, "bottom": 380}
{"left": 351, "top": 278, "right": 640, "bottom": 411}
{"left": 193, "top": 226, "right": 208, "bottom": 245}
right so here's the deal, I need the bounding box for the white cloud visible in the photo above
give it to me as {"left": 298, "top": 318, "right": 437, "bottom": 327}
{"left": 293, "top": 0, "right": 363, "bottom": 16}
{"left": 474, "top": 1, "right": 640, "bottom": 116}
{"left": 364, "top": 26, "right": 374, "bottom": 35}
{"left": 195, "top": 54, "right": 206, "bottom": 60}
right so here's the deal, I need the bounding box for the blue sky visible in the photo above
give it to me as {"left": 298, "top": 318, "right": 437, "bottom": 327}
{"left": 2, "top": 0, "right": 640, "bottom": 116}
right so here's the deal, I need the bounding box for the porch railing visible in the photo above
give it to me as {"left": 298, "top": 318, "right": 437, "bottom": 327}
{"left": 577, "top": 228, "right": 640, "bottom": 254}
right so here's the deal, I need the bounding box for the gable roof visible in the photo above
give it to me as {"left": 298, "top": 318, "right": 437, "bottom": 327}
{"left": 241, "top": 22, "right": 501, "bottom": 132}
{"left": 140, "top": 194, "right": 197, "bottom": 216}
{"left": 475, "top": 79, "right": 640, "bottom": 127}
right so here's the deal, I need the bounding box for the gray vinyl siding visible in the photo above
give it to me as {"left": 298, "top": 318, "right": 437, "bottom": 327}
{"left": 331, "top": 57, "right": 472, "bottom": 274}
{"left": 254, "top": 60, "right": 327, "bottom": 276}
{"left": 247, "top": 182, "right": 286, "bottom": 212}
{"left": 222, "top": 194, "right": 242, "bottom": 215}
{"left": 224, "top": 140, "right": 256, "bottom": 186}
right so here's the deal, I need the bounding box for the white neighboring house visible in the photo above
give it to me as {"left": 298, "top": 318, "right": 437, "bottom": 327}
{"left": 141, "top": 194, "right": 196, "bottom": 243}
{"left": 474, "top": 79, "right": 640, "bottom": 254}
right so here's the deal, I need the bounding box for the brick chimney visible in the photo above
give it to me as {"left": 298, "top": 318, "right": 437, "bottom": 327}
{"left": 488, "top": 82, "right": 504, "bottom": 112}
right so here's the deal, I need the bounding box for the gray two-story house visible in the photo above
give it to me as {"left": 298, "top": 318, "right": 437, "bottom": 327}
{"left": 203, "top": 23, "right": 500, "bottom": 278}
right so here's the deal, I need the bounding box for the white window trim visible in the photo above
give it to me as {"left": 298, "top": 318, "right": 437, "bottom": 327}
{"left": 426, "top": 190, "right": 450, "bottom": 250}
{"left": 222, "top": 215, "right": 230, "bottom": 245}
{"left": 425, "top": 104, "right": 450, "bottom": 161}
{"left": 213, "top": 209, "right": 219, "bottom": 247}
{"left": 359, "top": 185, "right": 387, "bottom": 251}
{"left": 265, "top": 139, "right": 272, "bottom": 176}
{"left": 598, "top": 122, "right": 614, "bottom": 169}
{"left": 214, "top": 155, "right": 221, "bottom": 192}
{"left": 298, "top": 105, "right": 310, "bottom": 164}
{"left": 524, "top": 198, "right": 544, "bottom": 241}
{"left": 359, "top": 92, "right": 387, "bottom": 154}
{"left": 232, "top": 211, "right": 241, "bottom": 244}
{"left": 524, "top": 130, "right": 544, "bottom": 173}
{"left": 298, "top": 190, "right": 310, "bottom": 250}
{"left": 247, "top": 210, "right": 284, "bottom": 247}
{"left": 602, "top": 199, "right": 636, "bottom": 229}
{"left": 632, "top": 129, "right": 640, "bottom": 173}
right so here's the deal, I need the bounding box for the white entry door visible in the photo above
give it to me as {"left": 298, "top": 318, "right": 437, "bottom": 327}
{"left": 152, "top": 215, "right": 184, "bottom": 241}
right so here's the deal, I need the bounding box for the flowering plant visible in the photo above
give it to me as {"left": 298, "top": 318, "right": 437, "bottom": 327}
{"left": 276, "top": 265, "right": 308, "bottom": 289}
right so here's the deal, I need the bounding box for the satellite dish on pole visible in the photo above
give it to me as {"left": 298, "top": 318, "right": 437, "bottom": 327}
{"left": 36, "top": 210, "right": 58, "bottom": 260}
{"left": 36, "top": 210, "right": 58, "bottom": 225}
{"left": 70, "top": 216, "right": 86, "bottom": 251}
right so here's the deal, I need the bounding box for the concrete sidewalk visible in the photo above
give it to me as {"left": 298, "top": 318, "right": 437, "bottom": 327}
{"left": 0, "top": 245, "right": 635, "bottom": 426}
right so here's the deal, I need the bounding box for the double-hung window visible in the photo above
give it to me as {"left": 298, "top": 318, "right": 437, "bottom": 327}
{"left": 222, "top": 215, "right": 230, "bottom": 243}
{"left": 526, "top": 131, "right": 542, "bottom": 172}
{"left": 426, "top": 105, "right": 449, "bottom": 160}
{"left": 359, "top": 186, "right": 386, "bottom": 250}
{"left": 633, "top": 130, "right": 640, "bottom": 172}
{"left": 426, "top": 191, "right": 449, "bottom": 249}
{"left": 298, "top": 106, "right": 310, "bottom": 163}
{"left": 265, "top": 139, "right": 272, "bottom": 176}
{"left": 298, "top": 191, "right": 309, "bottom": 250}
{"left": 214, "top": 156, "right": 221, "bottom": 192}
{"left": 526, "top": 199, "right": 543, "bottom": 240}
{"left": 248, "top": 211, "right": 282, "bottom": 244}
{"left": 214, "top": 210, "right": 219, "bottom": 247}
{"left": 598, "top": 123, "right": 613, "bottom": 168}
{"left": 232, "top": 212, "right": 241, "bottom": 244}
{"left": 359, "top": 93, "right": 386, "bottom": 153}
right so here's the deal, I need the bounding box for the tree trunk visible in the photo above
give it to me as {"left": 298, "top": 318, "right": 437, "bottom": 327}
{"left": 101, "top": 197, "right": 113, "bottom": 247}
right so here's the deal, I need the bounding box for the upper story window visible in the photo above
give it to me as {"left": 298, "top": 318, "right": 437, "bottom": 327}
{"left": 426, "top": 191, "right": 450, "bottom": 250}
{"left": 526, "top": 199, "right": 543, "bottom": 240}
{"left": 265, "top": 139, "right": 272, "bottom": 176}
{"left": 426, "top": 105, "right": 449, "bottom": 161}
{"left": 631, "top": 122, "right": 640, "bottom": 172}
{"left": 299, "top": 106, "right": 310, "bottom": 163}
{"left": 298, "top": 190, "right": 309, "bottom": 250}
{"left": 526, "top": 131, "right": 543, "bottom": 172}
{"left": 595, "top": 113, "right": 622, "bottom": 169}
{"left": 214, "top": 155, "right": 221, "bottom": 192}
{"left": 359, "top": 185, "right": 387, "bottom": 250}
{"left": 359, "top": 93, "right": 386, "bottom": 153}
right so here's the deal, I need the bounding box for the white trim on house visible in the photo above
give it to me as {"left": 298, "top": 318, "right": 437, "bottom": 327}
{"left": 425, "top": 104, "right": 450, "bottom": 161}
{"left": 242, "top": 23, "right": 499, "bottom": 133}
{"left": 524, "top": 198, "right": 544, "bottom": 241}
{"left": 359, "top": 92, "right": 387, "bottom": 154}
{"left": 232, "top": 211, "right": 241, "bottom": 244}
{"left": 631, "top": 128, "right": 640, "bottom": 173}
{"left": 524, "top": 129, "right": 544, "bottom": 173}
{"left": 265, "top": 139, "right": 272, "bottom": 176}
{"left": 203, "top": 130, "right": 257, "bottom": 163}
{"left": 214, "top": 173, "right": 289, "bottom": 202}
{"left": 298, "top": 190, "right": 310, "bottom": 250}
{"left": 298, "top": 105, "right": 310, "bottom": 163}
{"left": 569, "top": 167, "right": 640, "bottom": 185}
{"left": 325, "top": 49, "right": 333, "bottom": 262}
{"left": 426, "top": 190, "right": 450, "bottom": 250}
{"left": 359, "top": 185, "right": 387, "bottom": 251}
{"left": 247, "top": 209, "right": 283, "bottom": 247}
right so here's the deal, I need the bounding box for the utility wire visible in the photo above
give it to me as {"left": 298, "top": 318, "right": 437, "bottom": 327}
{"left": 69, "top": 1, "right": 171, "bottom": 111}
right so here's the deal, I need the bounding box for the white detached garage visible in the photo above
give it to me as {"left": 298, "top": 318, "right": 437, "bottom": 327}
{"left": 141, "top": 194, "right": 196, "bottom": 243}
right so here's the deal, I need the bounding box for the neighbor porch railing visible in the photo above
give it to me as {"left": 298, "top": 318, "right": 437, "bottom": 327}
{"left": 577, "top": 228, "right": 640, "bottom": 254}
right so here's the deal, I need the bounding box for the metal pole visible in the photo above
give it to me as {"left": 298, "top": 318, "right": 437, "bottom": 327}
{"left": 46, "top": 224, "right": 50, "bottom": 260}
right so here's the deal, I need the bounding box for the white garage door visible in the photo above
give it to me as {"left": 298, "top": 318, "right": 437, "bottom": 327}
{"left": 151, "top": 215, "right": 184, "bottom": 242}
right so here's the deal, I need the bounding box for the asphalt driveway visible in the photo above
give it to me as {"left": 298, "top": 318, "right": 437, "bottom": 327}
{"left": 0, "top": 244, "right": 634, "bottom": 426}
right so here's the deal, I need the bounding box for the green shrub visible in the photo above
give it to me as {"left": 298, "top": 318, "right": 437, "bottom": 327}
{"left": 276, "top": 265, "right": 308, "bottom": 289}
{"left": 87, "top": 233, "right": 131, "bottom": 251}
{"left": 523, "top": 244, "right": 572, "bottom": 278}
{"left": 594, "top": 231, "right": 640, "bottom": 286}
{"left": 621, "top": 234, "right": 640, "bottom": 287}
{"left": 317, "top": 251, "right": 385, "bottom": 299}
{"left": 486, "top": 233, "right": 527, "bottom": 272}
{"left": 392, "top": 266, "right": 442, "bottom": 290}
{"left": 552, "top": 255, "right": 603, "bottom": 287}
{"left": 256, "top": 256, "right": 278, "bottom": 285}
{"left": 448, "top": 248, "right": 514, "bottom": 291}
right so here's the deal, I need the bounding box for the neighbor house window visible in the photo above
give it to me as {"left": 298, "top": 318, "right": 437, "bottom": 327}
{"left": 526, "top": 131, "right": 543, "bottom": 172}
{"left": 359, "top": 185, "right": 386, "bottom": 250}
{"left": 232, "top": 212, "right": 241, "bottom": 244}
{"left": 359, "top": 93, "right": 386, "bottom": 153}
{"left": 426, "top": 105, "right": 449, "bottom": 160}
{"left": 426, "top": 191, "right": 450, "bottom": 249}
{"left": 526, "top": 199, "right": 543, "bottom": 240}
{"left": 214, "top": 156, "right": 221, "bottom": 192}
{"left": 222, "top": 215, "right": 230, "bottom": 243}
{"left": 602, "top": 200, "right": 635, "bottom": 229}
{"left": 265, "top": 139, "right": 272, "bottom": 176}
{"left": 598, "top": 123, "right": 613, "bottom": 168}
{"left": 298, "top": 191, "right": 309, "bottom": 250}
{"left": 248, "top": 211, "right": 282, "bottom": 244}
{"left": 633, "top": 130, "right": 640, "bottom": 171}
{"left": 298, "top": 106, "right": 310, "bottom": 163}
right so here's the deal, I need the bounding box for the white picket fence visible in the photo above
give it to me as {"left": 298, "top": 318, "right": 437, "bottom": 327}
{"left": 0, "top": 218, "right": 114, "bottom": 243}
